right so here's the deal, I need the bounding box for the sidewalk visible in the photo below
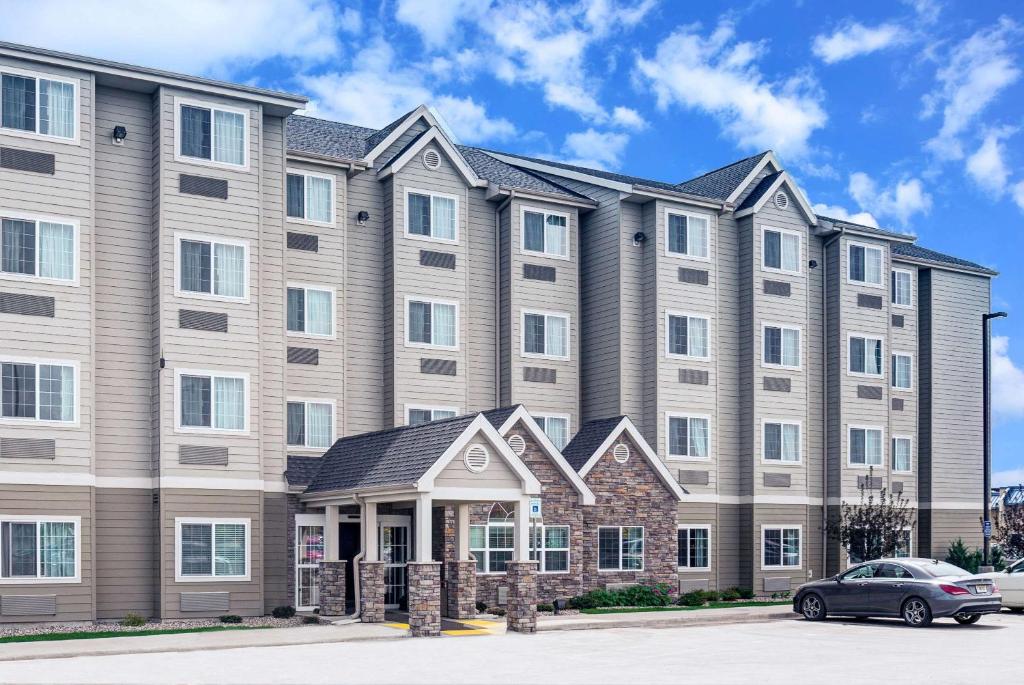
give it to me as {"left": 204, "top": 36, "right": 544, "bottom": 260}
{"left": 538, "top": 603, "right": 796, "bottom": 632}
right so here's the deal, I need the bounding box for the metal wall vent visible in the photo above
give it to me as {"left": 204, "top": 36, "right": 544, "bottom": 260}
{"left": 423, "top": 149, "right": 441, "bottom": 170}
{"left": 0, "top": 292, "right": 54, "bottom": 317}
{"left": 288, "top": 347, "right": 319, "bottom": 365}
{"left": 524, "top": 264, "right": 556, "bottom": 282}
{"left": 507, "top": 434, "right": 526, "bottom": 456}
{"left": 612, "top": 443, "right": 630, "bottom": 464}
{"left": 678, "top": 267, "right": 709, "bottom": 285}
{"left": 464, "top": 445, "right": 490, "bottom": 473}
{"left": 179, "top": 174, "right": 228, "bottom": 199}
{"left": 678, "top": 469, "right": 709, "bottom": 485}
{"left": 774, "top": 191, "right": 789, "bottom": 210}
{"left": 421, "top": 358, "right": 456, "bottom": 376}
{"left": 287, "top": 232, "right": 319, "bottom": 252}
{"left": 523, "top": 367, "right": 556, "bottom": 383}
{"left": 0, "top": 147, "right": 55, "bottom": 175}
{"left": 420, "top": 250, "right": 456, "bottom": 269}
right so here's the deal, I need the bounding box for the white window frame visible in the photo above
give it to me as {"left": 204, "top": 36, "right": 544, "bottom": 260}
{"left": 0, "top": 65, "right": 79, "bottom": 144}
{"left": 847, "top": 332, "right": 885, "bottom": 378}
{"left": 0, "top": 210, "right": 80, "bottom": 286}
{"left": 520, "top": 309, "right": 571, "bottom": 361}
{"left": 892, "top": 436, "right": 913, "bottom": 474}
{"left": 174, "top": 517, "right": 251, "bottom": 582}
{"left": 761, "top": 524, "right": 802, "bottom": 570}
{"left": 760, "top": 419, "right": 803, "bottom": 465}
{"left": 173, "top": 367, "right": 251, "bottom": 434}
{"left": 0, "top": 355, "right": 80, "bottom": 427}
{"left": 530, "top": 524, "right": 571, "bottom": 574}
{"left": 405, "top": 404, "right": 460, "bottom": 425}
{"left": 285, "top": 168, "right": 335, "bottom": 226}
{"left": 0, "top": 515, "right": 82, "bottom": 584}
{"left": 173, "top": 96, "right": 250, "bottom": 170}
{"left": 533, "top": 413, "right": 571, "bottom": 451}
{"left": 847, "top": 241, "right": 885, "bottom": 288}
{"left": 173, "top": 232, "right": 250, "bottom": 304}
{"left": 470, "top": 521, "right": 515, "bottom": 575}
{"left": 677, "top": 525, "right": 711, "bottom": 572}
{"left": 520, "top": 205, "right": 570, "bottom": 261}
{"left": 891, "top": 352, "right": 913, "bottom": 391}
{"left": 664, "top": 208, "right": 711, "bottom": 261}
{"left": 664, "top": 311, "right": 712, "bottom": 361}
{"left": 404, "top": 296, "right": 460, "bottom": 351}
{"left": 891, "top": 268, "right": 914, "bottom": 308}
{"left": 848, "top": 424, "right": 885, "bottom": 469}
{"left": 760, "top": 225, "right": 803, "bottom": 275}
{"left": 286, "top": 283, "right": 336, "bottom": 339}
{"left": 286, "top": 397, "right": 336, "bottom": 450}
{"left": 597, "top": 525, "right": 645, "bottom": 572}
{"left": 761, "top": 322, "right": 802, "bottom": 370}
{"left": 664, "top": 412, "right": 712, "bottom": 462}
{"left": 294, "top": 513, "right": 326, "bottom": 610}
{"left": 403, "top": 187, "right": 459, "bottom": 244}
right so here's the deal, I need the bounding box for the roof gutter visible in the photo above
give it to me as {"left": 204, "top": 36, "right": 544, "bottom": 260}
{"left": 286, "top": 150, "right": 369, "bottom": 173}
{"left": 495, "top": 185, "right": 598, "bottom": 209}
{"left": 890, "top": 256, "right": 998, "bottom": 278}
{"left": 630, "top": 185, "right": 729, "bottom": 210}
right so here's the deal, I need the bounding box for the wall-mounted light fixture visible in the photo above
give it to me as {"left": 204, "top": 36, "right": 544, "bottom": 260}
{"left": 112, "top": 126, "right": 128, "bottom": 146}
{"left": 357, "top": 210, "right": 370, "bottom": 225}
{"left": 632, "top": 231, "right": 647, "bottom": 246}
{"left": 808, "top": 259, "right": 819, "bottom": 269}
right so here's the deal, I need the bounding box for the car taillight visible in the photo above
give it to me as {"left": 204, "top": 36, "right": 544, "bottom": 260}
{"left": 993, "top": 583, "right": 999, "bottom": 593}
{"left": 940, "top": 584, "right": 970, "bottom": 595}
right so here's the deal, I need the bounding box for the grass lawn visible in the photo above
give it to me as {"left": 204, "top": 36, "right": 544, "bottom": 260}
{"left": 580, "top": 600, "right": 793, "bottom": 614}
{"left": 0, "top": 625, "right": 270, "bottom": 644}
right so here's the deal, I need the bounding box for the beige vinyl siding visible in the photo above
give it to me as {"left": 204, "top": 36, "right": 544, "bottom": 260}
{"left": 888, "top": 261, "right": 918, "bottom": 501}
{"left": 824, "top": 239, "right": 843, "bottom": 501}
{"left": 435, "top": 440, "right": 521, "bottom": 488}
{"left": 498, "top": 203, "right": 512, "bottom": 406}
{"left": 715, "top": 213, "right": 742, "bottom": 500}
{"left": 752, "top": 504, "right": 810, "bottom": 592}
{"left": 716, "top": 503, "right": 746, "bottom": 589}
{"left": 618, "top": 201, "right": 645, "bottom": 422}
{"left": 465, "top": 185, "right": 498, "bottom": 412}
{"left": 925, "top": 509, "right": 981, "bottom": 558}
{"left": 262, "top": 492, "right": 288, "bottom": 612}
{"left": 676, "top": 502, "right": 718, "bottom": 587}
{"left": 94, "top": 488, "right": 155, "bottom": 618}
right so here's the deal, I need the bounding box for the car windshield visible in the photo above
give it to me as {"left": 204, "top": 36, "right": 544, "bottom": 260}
{"left": 920, "top": 561, "right": 970, "bottom": 578}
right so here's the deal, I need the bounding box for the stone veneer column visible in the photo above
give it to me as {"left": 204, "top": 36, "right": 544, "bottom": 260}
{"left": 505, "top": 560, "right": 538, "bottom": 633}
{"left": 318, "top": 560, "right": 347, "bottom": 616}
{"left": 445, "top": 560, "right": 478, "bottom": 619}
{"left": 359, "top": 560, "right": 386, "bottom": 623}
{"left": 407, "top": 561, "right": 442, "bottom": 637}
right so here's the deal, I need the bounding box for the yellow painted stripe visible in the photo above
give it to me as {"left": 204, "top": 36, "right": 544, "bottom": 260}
{"left": 442, "top": 629, "right": 491, "bottom": 636}
{"left": 383, "top": 622, "right": 409, "bottom": 630}
{"left": 461, "top": 619, "right": 502, "bottom": 627}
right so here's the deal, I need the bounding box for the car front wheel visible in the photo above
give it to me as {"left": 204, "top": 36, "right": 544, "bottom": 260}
{"left": 954, "top": 613, "right": 981, "bottom": 625}
{"left": 801, "top": 593, "right": 826, "bottom": 621}
{"left": 902, "top": 598, "right": 933, "bottom": 627}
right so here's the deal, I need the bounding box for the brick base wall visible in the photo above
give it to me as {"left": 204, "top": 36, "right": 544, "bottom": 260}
{"left": 359, "top": 561, "right": 386, "bottom": 623}
{"left": 407, "top": 562, "right": 442, "bottom": 636}
{"left": 318, "top": 560, "right": 347, "bottom": 616}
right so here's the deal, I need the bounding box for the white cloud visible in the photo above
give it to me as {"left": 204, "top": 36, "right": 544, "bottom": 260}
{"left": 811, "top": 203, "right": 880, "bottom": 228}
{"left": 634, "top": 20, "right": 827, "bottom": 158}
{"left": 0, "top": 0, "right": 343, "bottom": 77}
{"left": 848, "top": 172, "right": 932, "bottom": 226}
{"left": 396, "top": 0, "right": 492, "bottom": 49}
{"left": 1013, "top": 181, "right": 1024, "bottom": 212}
{"left": 994, "top": 468, "right": 1024, "bottom": 487}
{"left": 339, "top": 7, "right": 363, "bottom": 33}
{"left": 966, "top": 129, "right": 1015, "bottom": 196}
{"left": 433, "top": 96, "right": 516, "bottom": 144}
{"left": 994, "top": 336, "right": 1024, "bottom": 420}
{"left": 560, "top": 129, "right": 630, "bottom": 170}
{"left": 611, "top": 106, "right": 648, "bottom": 131}
{"left": 811, "top": 22, "right": 903, "bottom": 64}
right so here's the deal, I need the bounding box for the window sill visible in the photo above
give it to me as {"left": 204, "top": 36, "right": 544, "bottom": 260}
{"left": 761, "top": 565, "right": 802, "bottom": 572}
{"left": 760, "top": 459, "right": 803, "bottom": 467}
{"left": 597, "top": 568, "right": 646, "bottom": 573}
{"left": 174, "top": 289, "right": 250, "bottom": 306}
{"left": 0, "top": 126, "right": 80, "bottom": 146}
{"left": 174, "top": 575, "right": 251, "bottom": 583}
{"left": 677, "top": 568, "right": 711, "bottom": 573}
{"left": 404, "top": 341, "right": 460, "bottom": 352}
{"left": 521, "top": 248, "right": 570, "bottom": 262}
{"left": 846, "top": 372, "right": 884, "bottom": 380}
{"left": 665, "top": 354, "right": 712, "bottom": 363}
{"left": 0, "top": 577, "right": 81, "bottom": 585}
{"left": 520, "top": 352, "right": 571, "bottom": 362}
{"left": 845, "top": 463, "right": 884, "bottom": 470}
{"left": 175, "top": 426, "right": 250, "bottom": 436}
{"left": 846, "top": 279, "right": 885, "bottom": 290}
{"left": 667, "top": 456, "right": 712, "bottom": 463}
{"left": 0, "top": 272, "right": 79, "bottom": 288}
{"left": 173, "top": 152, "right": 249, "bottom": 173}
{"left": 761, "top": 363, "right": 802, "bottom": 372}
{"left": 287, "top": 331, "right": 337, "bottom": 341}
{"left": 892, "top": 304, "right": 914, "bottom": 310}
{"left": 664, "top": 251, "right": 712, "bottom": 263}
{"left": 286, "top": 216, "right": 335, "bottom": 229}
{"left": 761, "top": 266, "right": 803, "bottom": 277}
{"left": 0, "top": 417, "right": 79, "bottom": 429}
{"left": 404, "top": 232, "right": 459, "bottom": 246}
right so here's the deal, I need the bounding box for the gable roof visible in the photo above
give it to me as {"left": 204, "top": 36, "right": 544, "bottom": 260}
{"left": 733, "top": 170, "right": 817, "bottom": 225}
{"left": 459, "top": 147, "right": 595, "bottom": 202}
{"left": 736, "top": 170, "right": 783, "bottom": 211}
{"left": 892, "top": 242, "right": 997, "bottom": 276}
{"left": 377, "top": 127, "right": 483, "bottom": 187}
{"left": 287, "top": 115, "right": 376, "bottom": 162}
{"left": 676, "top": 151, "right": 772, "bottom": 201}
{"left": 562, "top": 416, "right": 626, "bottom": 471}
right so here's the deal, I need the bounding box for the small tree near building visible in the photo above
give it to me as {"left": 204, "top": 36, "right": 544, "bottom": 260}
{"left": 994, "top": 502, "right": 1024, "bottom": 561}
{"left": 828, "top": 468, "right": 916, "bottom": 562}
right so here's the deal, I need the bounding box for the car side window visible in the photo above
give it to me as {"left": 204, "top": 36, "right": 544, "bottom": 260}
{"left": 842, "top": 564, "right": 875, "bottom": 580}
{"left": 1011, "top": 562, "right": 1024, "bottom": 575}
{"left": 876, "top": 563, "right": 913, "bottom": 579}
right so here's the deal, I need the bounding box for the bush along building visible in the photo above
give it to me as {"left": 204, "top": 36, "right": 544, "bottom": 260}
{"left": 0, "top": 41, "right": 996, "bottom": 631}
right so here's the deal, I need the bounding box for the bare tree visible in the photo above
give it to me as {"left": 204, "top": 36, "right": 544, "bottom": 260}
{"left": 994, "top": 502, "right": 1024, "bottom": 561}
{"left": 828, "top": 468, "right": 916, "bottom": 562}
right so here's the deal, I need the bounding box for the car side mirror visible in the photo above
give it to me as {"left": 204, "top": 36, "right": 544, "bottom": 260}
{"left": 835, "top": 576, "right": 842, "bottom": 583}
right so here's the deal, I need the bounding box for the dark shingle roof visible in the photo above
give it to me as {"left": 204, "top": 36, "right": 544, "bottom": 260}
{"left": 562, "top": 416, "right": 625, "bottom": 471}
{"left": 892, "top": 243, "right": 997, "bottom": 275}
{"left": 736, "top": 170, "right": 782, "bottom": 211}
{"left": 482, "top": 405, "right": 521, "bottom": 429}
{"left": 474, "top": 148, "right": 686, "bottom": 193}
{"left": 286, "top": 455, "right": 323, "bottom": 487}
{"left": 460, "top": 147, "right": 594, "bottom": 201}
{"left": 305, "top": 414, "right": 478, "bottom": 493}
{"left": 286, "top": 115, "right": 375, "bottom": 161}
{"left": 676, "top": 151, "right": 771, "bottom": 200}
{"left": 363, "top": 109, "right": 416, "bottom": 153}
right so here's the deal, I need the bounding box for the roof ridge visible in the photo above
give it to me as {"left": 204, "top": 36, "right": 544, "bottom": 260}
{"left": 329, "top": 411, "right": 479, "bottom": 445}
{"left": 290, "top": 113, "right": 376, "bottom": 132}
{"left": 677, "top": 150, "right": 771, "bottom": 186}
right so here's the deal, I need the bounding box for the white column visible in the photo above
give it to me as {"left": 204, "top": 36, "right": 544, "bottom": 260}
{"left": 363, "top": 501, "right": 379, "bottom": 562}
{"left": 324, "top": 505, "right": 340, "bottom": 561}
{"left": 514, "top": 495, "right": 531, "bottom": 562}
{"left": 455, "top": 504, "right": 471, "bottom": 561}
{"left": 414, "top": 493, "right": 433, "bottom": 563}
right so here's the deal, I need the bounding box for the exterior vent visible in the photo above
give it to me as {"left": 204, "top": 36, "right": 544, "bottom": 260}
{"left": 764, "top": 473, "right": 792, "bottom": 488}
{"left": 764, "top": 577, "right": 790, "bottom": 592}
{"left": 1, "top": 147, "right": 55, "bottom": 175}
{"left": 891, "top": 481, "right": 904, "bottom": 493}
{"left": 1, "top": 595, "right": 57, "bottom": 616}
{"left": 179, "top": 445, "right": 229, "bottom": 466}
{"left": 287, "top": 347, "right": 319, "bottom": 365}
{"left": 464, "top": 445, "right": 490, "bottom": 473}
{"left": 179, "top": 174, "right": 228, "bottom": 199}
{"left": 858, "top": 475, "right": 884, "bottom": 490}
{"left": 892, "top": 398, "right": 905, "bottom": 411}
{"left": 0, "top": 437, "right": 56, "bottom": 460}
{"left": 763, "top": 377, "right": 791, "bottom": 392}
{"left": 179, "top": 309, "right": 228, "bottom": 332}
{"left": 678, "top": 267, "right": 709, "bottom": 285}
{"left": 180, "top": 592, "right": 230, "bottom": 612}
{"left": 420, "top": 250, "right": 456, "bottom": 270}
{"left": 612, "top": 443, "right": 630, "bottom": 464}
{"left": 763, "top": 280, "right": 791, "bottom": 297}
{"left": 892, "top": 314, "right": 905, "bottom": 328}
{"left": 679, "top": 369, "right": 709, "bottom": 385}
{"left": 421, "top": 358, "right": 456, "bottom": 376}
{"left": 423, "top": 149, "right": 441, "bottom": 170}
{"left": 507, "top": 434, "right": 526, "bottom": 456}
{"left": 0, "top": 292, "right": 54, "bottom": 317}
{"left": 857, "top": 293, "right": 883, "bottom": 309}
{"left": 857, "top": 385, "right": 883, "bottom": 400}
{"left": 523, "top": 264, "right": 556, "bottom": 282}
{"left": 287, "top": 232, "right": 319, "bottom": 252}
{"left": 523, "top": 367, "right": 556, "bottom": 383}
{"left": 678, "top": 469, "right": 709, "bottom": 485}
{"left": 773, "top": 191, "right": 789, "bottom": 210}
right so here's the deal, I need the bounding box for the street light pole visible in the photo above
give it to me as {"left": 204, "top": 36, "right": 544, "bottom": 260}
{"left": 982, "top": 311, "right": 1007, "bottom": 570}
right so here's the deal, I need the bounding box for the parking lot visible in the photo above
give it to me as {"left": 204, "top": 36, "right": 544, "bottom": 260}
{"left": 1, "top": 611, "right": 1020, "bottom": 684}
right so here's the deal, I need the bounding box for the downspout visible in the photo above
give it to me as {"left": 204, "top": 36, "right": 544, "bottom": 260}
{"left": 821, "top": 223, "right": 844, "bottom": 577}
{"left": 495, "top": 191, "right": 515, "bottom": 407}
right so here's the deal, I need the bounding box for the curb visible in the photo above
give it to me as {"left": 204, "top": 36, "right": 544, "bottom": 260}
{"left": 537, "top": 611, "right": 797, "bottom": 632}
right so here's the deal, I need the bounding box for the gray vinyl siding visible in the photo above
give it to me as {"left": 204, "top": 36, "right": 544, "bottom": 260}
{"left": 715, "top": 213, "right": 742, "bottom": 500}
{"left": 675, "top": 502, "right": 719, "bottom": 588}
{"left": 262, "top": 492, "right": 288, "bottom": 612}
{"left": 465, "top": 185, "right": 498, "bottom": 412}
{"left": 95, "top": 488, "right": 155, "bottom": 619}
{"left": 926, "top": 509, "right": 982, "bottom": 558}
{"left": 825, "top": 239, "right": 842, "bottom": 500}
{"left": 618, "top": 201, "right": 645, "bottom": 421}
{"left": 888, "top": 260, "right": 918, "bottom": 502}
{"left": 262, "top": 116, "right": 288, "bottom": 475}
{"left": 498, "top": 203, "right": 512, "bottom": 406}
{"left": 752, "top": 504, "right": 813, "bottom": 592}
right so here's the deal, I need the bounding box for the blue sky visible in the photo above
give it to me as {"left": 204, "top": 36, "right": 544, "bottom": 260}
{"left": 5, "top": 0, "right": 1022, "bottom": 482}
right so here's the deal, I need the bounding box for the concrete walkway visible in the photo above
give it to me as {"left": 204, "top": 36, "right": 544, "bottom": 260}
{"left": 538, "top": 603, "right": 796, "bottom": 631}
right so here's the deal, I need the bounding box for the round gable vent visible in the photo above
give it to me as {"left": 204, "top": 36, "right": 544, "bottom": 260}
{"left": 774, "top": 191, "right": 789, "bottom": 210}
{"left": 507, "top": 434, "right": 526, "bottom": 456}
{"left": 613, "top": 443, "right": 630, "bottom": 464}
{"left": 465, "top": 445, "right": 490, "bottom": 473}
{"left": 423, "top": 149, "right": 441, "bottom": 170}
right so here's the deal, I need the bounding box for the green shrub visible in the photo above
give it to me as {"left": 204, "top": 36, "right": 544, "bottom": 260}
{"left": 720, "top": 588, "right": 741, "bottom": 601}
{"left": 737, "top": 587, "right": 755, "bottom": 600}
{"left": 701, "top": 590, "right": 720, "bottom": 602}
{"left": 475, "top": 600, "right": 488, "bottom": 612}
{"left": 569, "top": 583, "right": 673, "bottom": 610}
{"left": 271, "top": 606, "right": 296, "bottom": 619}
{"left": 537, "top": 603, "right": 554, "bottom": 612}
{"left": 678, "top": 591, "right": 706, "bottom": 607}
{"left": 120, "top": 612, "right": 146, "bottom": 627}
{"left": 219, "top": 615, "right": 243, "bottom": 624}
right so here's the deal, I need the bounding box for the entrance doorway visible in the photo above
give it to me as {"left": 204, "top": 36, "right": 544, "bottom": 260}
{"left": 379, "top": 515, "right": 411, "bottom": 609}
{"left": 339, "top": 520, "right": 361, "bottom": 609}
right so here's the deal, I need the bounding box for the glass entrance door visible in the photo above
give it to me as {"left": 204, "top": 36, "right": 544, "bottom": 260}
{"left": 379, "top": 517, "right": 410, "bottom": 609}
{"left": 295, "top": 516, "right": 325, "bottom": 611}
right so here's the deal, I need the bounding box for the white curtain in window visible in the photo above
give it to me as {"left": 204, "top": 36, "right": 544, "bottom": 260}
{"left": 433, "top": 303, "right": 456, "bottom": 346}
{"left": 39, "top": 522, "right": 75, "bottom": 577}
{"left": 865, "top": 430, "right": 882, "bottom": 465}
{"left": 545, "top": 215, "right": 567, "bottom": 256}
{"left": 544, "top": 417, "right": 568, "bottom": 450}
{"left": 39, "top": 79, "right": 75, "bottom": 139}
{"left": 689, "top": 418, "right": 709, "bottom": 457}
{"left": 687, "top": 216, "right": 709, "bottom": 258}
{"left": 213, "top": 243, "right": 245, "bottom": 298}
{"left": 38, "top": 222, "right": 74, "bottom": 280}
{"left": 305, "top": 289, "right": 333, "bottom": 336}
{"left": 213, "top": 110, "right": 245, "bottom": 165}
{"left": 781, "top": 233, "right": 800, "bottom": 271}
{"left": 215, "top": 524, "right": 246, "bottom": 576}
{"left": 305, "top": 176, "right": 332, "bottom": 223}
{"left": 307, "top": 403, "right": 332, "bottom": 448}
{"left": 688, "top": 317, "right": 708, "bottom": 357}
{"left": 431, "top": 196, "right": 456, "bottom": 240}
{"left": 782, "top": 424, "right": 800, "bottom": 461}
{"left": 782, "top": 329, "right": 800, "bottom": 367}
{"left": 214, "top": 376, "right": 245, "bottom": 430}
{"left": 864, "top": 248, "right": 882, "bottom": 284}
{"left": 546, "top": 316, "right": 567, "bottom": 357}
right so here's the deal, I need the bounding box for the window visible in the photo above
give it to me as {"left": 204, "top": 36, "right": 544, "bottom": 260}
{"left": 1, "top": 69, "right": 76, "bottom": 140}
{"left": 177, "top": 100, "right": 246, "bottom": 166}
{"left": 530, "top": 525, "right": 570, "bottom": 573}
{"left": 286, "top": 171, "right": 334, "bottom": 224}
{"left": 406, "top": 298, "right": 458, "bottom": 349}
{"left": 848, "top": 532, "right": 913, "bottom": 564}
{"left": 763, "top": 325, "right": 800, "bottom": 369}
{"left": 522, "top": 311, "right": 569, "bottom": 360}
{"left": 677, "top": 526, "right": 710, "bottom": 570}
{"left": 666, "top": 313, "right": 709, "bottom": 359}
{"left": 287, "top": 285, "right": 335, "bottom": 337}
{"left": 893, "top": 437, "right": 912, "bottom": 473}
{"left": 895, "top": 530, "right": 912, "bottom": 558}
{"left": 176, "top": 370, "right": 247, "bottom": 432}
{"left": 849, "top": 335, "right": 883, "bottom": 376}
{"left": 175, "top": 518, "right": 249, "bottom": 581}
{"left": 762, "top": 227, "right": 801, "bottom": 273}
{"left": 1, "top": 358, "right": 76, "bottom": 423}
{"left": 522, "top": 208, "right": 569, "bottom": 259}
{"left": 598, "top": 526, "right": 644, "bottom": 571}
{"left": 763, "top": 421, "right": 801, "bottom": 463}
{"left": 892, "top": 353, "right": 912, "bottom": 390}
{"left": 176, "top": 234, "right": 248, "bottom": 301}
{"left": 892, "top": 269, "right": 913, "bottom": 307}
{"left": 406, "top": 189, "right": 457, "bottom": 241}
{"left": 665, "top": 211, "right": 709, "bottom": 259}
{"left": 295, "top": 516, "right": 324, "bottom": 609}
{"left": 849, "top": 243, "right": 883, "bottom": 286}
{"left": 470, "top": 504, "right": 515, "bottom": 573}
{"left": 666, "top": 414, "right": 710, "bottom": 460}
{"left": 534, "top": 414, "right": 570, "bottom": 450}
{"left": 0, "top": 517, "right": 79, "bottom": 581}
{"left": 763, "top": 526, "right": 800, "bottom": 568}
{"left": 287, "top": 400, "right": 334, "bottom": 449}
{"left": 849, "top": 426, "right": 884, "bottom": 467}
{"left": 1, "top": 216, "right": 76, "bottom": 283}
{"left": 407, "top": 406, "right": 457, "bottom": 426}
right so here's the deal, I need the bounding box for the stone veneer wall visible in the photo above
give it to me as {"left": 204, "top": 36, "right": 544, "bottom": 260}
{"left": 407, "top": 562, "right": 442, "bottom": 636}
{"left": 318, "top": 560, "right": 347, "bottom": 616}
{"left": 445, "top": 560, "right": 477, "bottom": 619}
{"left": 359, "top": 560, "right": 386, "bottom": 622}
{"left": 505, "top": 560, "right": 538, "bottom": 633}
